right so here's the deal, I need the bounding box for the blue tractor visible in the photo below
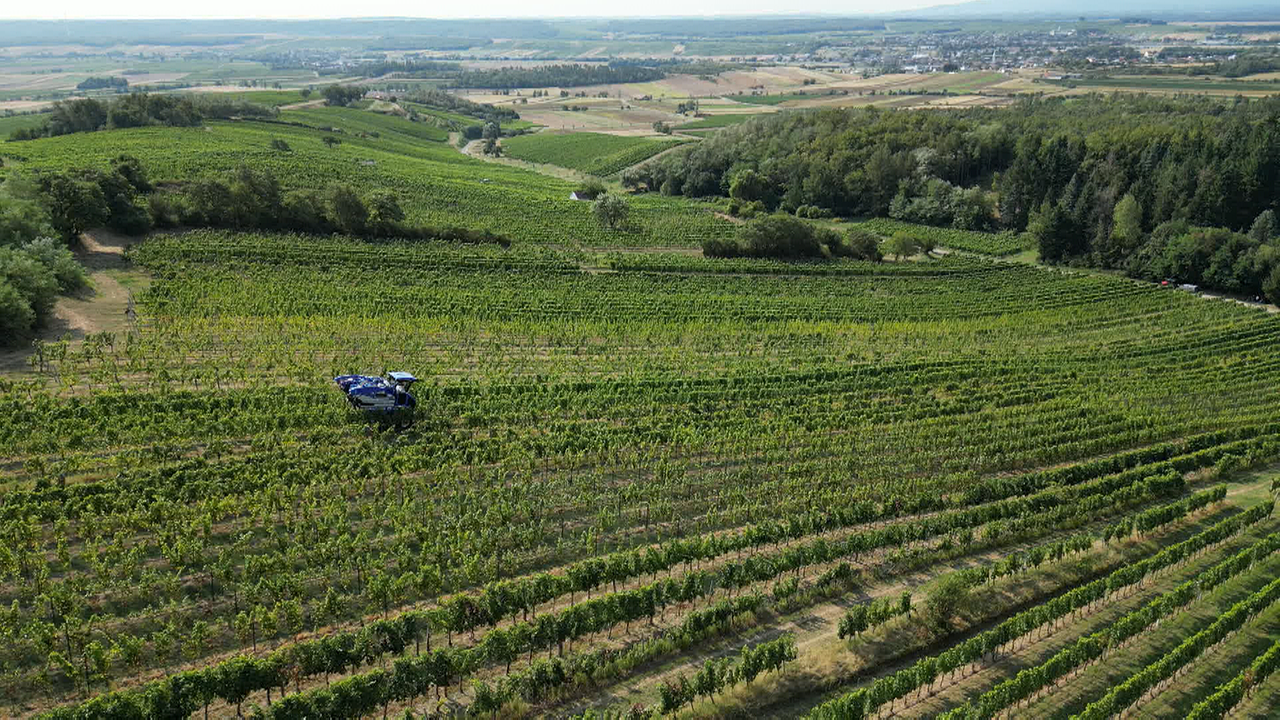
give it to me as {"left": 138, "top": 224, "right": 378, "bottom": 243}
{"left": 334, "top": 371, "right": 418, "bottom": 429}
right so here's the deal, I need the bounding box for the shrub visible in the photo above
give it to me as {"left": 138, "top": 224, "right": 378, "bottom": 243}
{"left": 0, "top": 278, "right": 35, "bottom": 345}
{"left": 575, "top": 178, "right": 607, "bottom": 201}
{"left": 845, "top": 228, "right": 883, "bottom": 262}
{"left": 21, "top": 237, "right": 87, "bottom": 293}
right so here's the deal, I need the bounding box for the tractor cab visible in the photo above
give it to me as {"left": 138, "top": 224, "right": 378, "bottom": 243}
{"left": 387, "top": 371, "right": 418, "bottom": 389}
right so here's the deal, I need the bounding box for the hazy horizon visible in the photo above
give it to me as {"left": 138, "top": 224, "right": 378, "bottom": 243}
{"left": 1, "top": 0, "right": 970, "bottom": 22}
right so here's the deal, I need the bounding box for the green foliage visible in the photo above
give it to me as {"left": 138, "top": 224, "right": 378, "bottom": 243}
{"left": 20, "top": 237, "right": 87, "bottom": 293}
{"left": 575, "top": 178, "right": 607, "bottom": 201}
{"left": 322, "top": 85, "right": 365, "bottom": 108}
{"left": 36, "top": 173, "right": 108, "bottom": 241}
{"left": 592, "top": 193, "right": 630, "bottom": 230}
{"left": 729, "top": 168, "right": 774, "bottom": 208}
{"left": 923, "top": 573, "right": 971, "bottom": 629}
{"left": 882, "top": 232, "right": 920, "bottom": 261}
{"left": 1249, "top": 209, "right": 1276, "bottom": 245}
{"left": 327, "top": 183, "right": 368, "bottom": 235}
{"left": 0, "top": 278, "right": 36, "bottom": 344}
{"left": 0, "top": 244, "right": 59, "bottom": 343}
{"left": 705, "top": 214, "right": 842, "bottom": 260}
{"left": 1028, "top": 201, "right": 1080, "bottom": 265}
{"left": 844, "top": 228, "right": 883, "bottom": 262}
{"left": 0, "top": 175, "right": 55, "bottom": 247}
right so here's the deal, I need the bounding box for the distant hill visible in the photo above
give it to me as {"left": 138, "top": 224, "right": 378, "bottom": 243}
{"left": 905, "top": 0, "right": 1280, "bottom": 20}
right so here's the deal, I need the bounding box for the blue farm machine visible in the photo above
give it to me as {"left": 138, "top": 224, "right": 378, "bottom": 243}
{"left": 334, "top": 371, "right": 419, "bottom": 429}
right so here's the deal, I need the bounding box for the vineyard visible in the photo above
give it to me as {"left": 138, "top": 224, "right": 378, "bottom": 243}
{"left": 0, "top": 221, "right": 1279, "bottom": 720}
{"left": 854, "top": 218, "right": 1027, "bottom": 258}
{"left": 0, "top": 107, "right": 733, "bottom": 248}
{"left": 501, "top": 132, "right": 688, "bottom": 177}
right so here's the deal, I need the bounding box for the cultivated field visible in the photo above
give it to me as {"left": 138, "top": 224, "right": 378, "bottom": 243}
{"left": 501, "top": 132, "right": 687, "bottom": 176}
{"left": 4, "top": 207, "right": 1280, "bottom": 718}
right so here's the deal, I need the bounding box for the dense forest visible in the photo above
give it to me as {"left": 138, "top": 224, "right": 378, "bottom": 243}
{"left": 628, "top": 94, "right": 1280, "bottom": 299}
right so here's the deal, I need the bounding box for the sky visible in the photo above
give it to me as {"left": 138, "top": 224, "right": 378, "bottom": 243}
{"left": 2, "top": 0, "right": 968, "bottom": 21}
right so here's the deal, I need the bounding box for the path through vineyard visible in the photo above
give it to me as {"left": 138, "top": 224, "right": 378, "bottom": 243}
{"left": 0, "top": 229, "right": 143, "bottom": 372}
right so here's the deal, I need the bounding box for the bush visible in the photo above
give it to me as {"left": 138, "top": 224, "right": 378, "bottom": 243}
{"left": 795, "top": 205, "right": 832, "bottom": 219}
{"left": 738, "top": 214, "right": 825, "bottom": 259}
{"left": 924, "top": 573, "right": 972, "bottom": 629}
{"left": 704, "top": 214, "right": 849, "bottom": 260}
{"left": 575, "top": 178, "right": 607, "bottom": 201}
{"left": 21, "top": 237, "right": 87, "bottom": 293}
{"left": 0, "top": 279, "right": 35, "bottom": 345}
{"left": 882, "top": 231, "right": 921, "bottom": 260}
{"left": 146, "top": 193, "right": 183, "bottom": 229}
{"left": 844, "top": 228, "right": 883, "bottom": 262}
{"left": 0, "top": 245, "right": 60, "bottom": 330}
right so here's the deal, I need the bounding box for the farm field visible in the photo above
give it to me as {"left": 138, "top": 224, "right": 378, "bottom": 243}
{"left": 500, "top": 131, "right": 688, "bottom": 176}
{"left": 5, "top": 218, "right": 1280, "bottom": 718}
{"left": 1, "top": 106, "right": 734, "bottom": 248}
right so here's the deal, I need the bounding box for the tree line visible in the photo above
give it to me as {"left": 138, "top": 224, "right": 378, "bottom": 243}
{"left": 447, "top": 63, "right": 666, "bottom": 90}
{"left": 18, "top": 155, "right": 511, "bottom": 248}
{"left": 8, "top": 93, "right": 274, "bottom": 140}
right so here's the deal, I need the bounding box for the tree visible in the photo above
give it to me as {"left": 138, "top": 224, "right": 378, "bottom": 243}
{"left": 21, "top": 237, "right": 86, "bottom": 293}
{"left": 0, "top": 279, "right": 35, "bottom": 346}
{"left": 103, "top": 155, "right": 150, "bottom": 195}
{"left": 1264, "top": 264, "right": 1280, "bottom": 304}
{"left": 0, "top": 246, "right": 60, "bottom": 324}
{"left": 882, "top": 232, "right": 920, "bottom": 261}
{"left": 322, "top": 136, "right": 342, "bottom": 149}
{"left": 1029, "top": 201, "right": 1079, "bottom": 264}
{"left": 366, "top": 192, "right": 405, "bottom": 234}
{"left": 729, "top": 169, "right": 773, "bottom": 207}
{"left": 322, "top": 85, "right": 365, "bottom": 107}
{"left": 327, "top": 184, "right": 368, "bottom": 235}
{"left": 593, "top": 193, "right": 630, "bottom": 230}
{"left": 924, "top": 573, "right": 971, "bottom": 629}
{"left": 37, "top": 173, "right": 108, "bottom": 241}
{"left": 1250, "top": 209, "right": 1276, "bottom": 245}
{"left": 0, "top": 174, "right": 56, "bottom": 247}
{"left": 300, "top": 88, "right": 313, "bottom": 99}
{"left": 1111, "top": 193, "right": 1144, "bottom": 253}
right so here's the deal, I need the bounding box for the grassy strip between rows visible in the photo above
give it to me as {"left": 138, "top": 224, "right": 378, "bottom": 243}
{"left": 805, "top": 501, "right": 1276, "bottom": 720}
{"left": 1185, "top": 637, "right": 1280, "bottom": 719}
{"left": 937, "top": 527, "right": 1280, "bottom": 719}
{"left": 1072, "top": 570, "right": 1280, "bottom": 718}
